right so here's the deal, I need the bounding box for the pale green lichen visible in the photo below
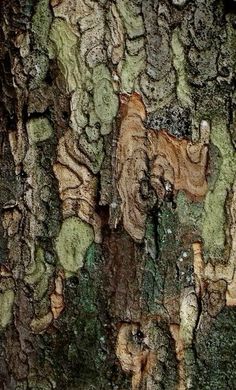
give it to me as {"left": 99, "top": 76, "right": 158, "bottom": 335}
{"left": 49, "top": 18, "right": 81, "bottom": 92}
{"left": 126, "top": 37, "right": 145, "bottom": 56}
{"left": 88, "top": 110, "right": 111, "bottom": 138}
{"left": 56, "top": 217, "right": 94, "bottom": 276}
{"left": 117, "top": 0, "right": 144, "bottom": 39}
{"left": 27, "top": 117, "right": 53, "bottom": 144}
{"left": 0, "top": 289, "right": 14, "bottom": 329}
{"left": 93, "top": 64, "right": 118, "bottom": 125}
{"left": 24, "top": 247, "right": 53, "bottom": 300}
{"left": 70, "top": 90, "right": 89, "bottom": 131}
{"left": 202, "top": 118, "right": 236, "bottom": 259}
{"left": 30, "top": 0, "right": 52, "bottom": 89}
{"left": 49, "top": 18, "right": 89, "bottom": 129}
{"left": 24, "top": 247, "right": 46, "bottom": 286}
{"left": 86, "top": 111, "right": 101, "bottom": 142}
{"left": 171, "top": 29, "right": 192, "bottom": 108}
{"left": 120, "top": 50, "right": 146, "bottom": 92}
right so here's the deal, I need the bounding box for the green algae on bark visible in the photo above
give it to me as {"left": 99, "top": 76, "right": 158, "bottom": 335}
{"left": 202, "top": 118, "right": 236, "bottom": 260}
{"left": 26, "top": 117, "right": 53, "bottom": 144}
{"left": 0, "top": 289, "right": 14, "bottom": 329}
{"left": 24, "top": 246, "right": 53, "bottom": 300}
{"left": 49, "top": 18, "right": 81, "bottom": 93}
{"left": 93, "top": 64, "right": 118, "bottom": 128}
{"left": 116, "top": 0, "right": 144, "bottom": 39}
{"left": 32, "top": 0, "right": 52, "bottom": 51}
{"left": 120, "top": 50, "right": 146, "bottom": 92}
{"left": 55, "top": 217, "right": 94, "bottom": 276}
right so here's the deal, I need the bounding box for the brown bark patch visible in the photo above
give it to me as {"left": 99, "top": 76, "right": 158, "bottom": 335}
{"left": 116, "top": 92, "right": 209, "bottom": 242}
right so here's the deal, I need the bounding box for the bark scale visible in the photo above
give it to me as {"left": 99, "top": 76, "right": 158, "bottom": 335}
{"left": 0, "top": 0, "right": 236, "bottom": 389}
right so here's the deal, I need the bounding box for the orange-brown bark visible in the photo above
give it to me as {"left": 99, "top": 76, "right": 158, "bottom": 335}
{"left": 116, "top": 92, "right": 209, "bottom": 242}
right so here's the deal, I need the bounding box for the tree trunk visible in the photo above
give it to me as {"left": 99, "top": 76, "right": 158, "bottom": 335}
{"left": 0, "top": 0, "right": 236, "bottom": 389}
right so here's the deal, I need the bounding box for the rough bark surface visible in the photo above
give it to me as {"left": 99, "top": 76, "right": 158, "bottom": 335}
{"left": 0, "top": 0, "right": 236, "bottom": 389}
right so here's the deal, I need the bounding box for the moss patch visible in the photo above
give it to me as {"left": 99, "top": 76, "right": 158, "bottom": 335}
{"left": 117, "top": 0, "right": 144, "bottom": 39}
{"left": 32, "top": 0, "right": 52, "bottom": 51}
{"left": 49, "top": 18, "right": 81, "bottom": 93}
{"left": 93, "top": 64, "right": 118, "bottom": 126}
{"left": 196, "top": 307, "right": 236, "bottom": 389}
{"left": 27, "top": 117, "right": 53, "bottom": 144}
{"left": 202, "top": 118, "right": 236, "bottom": 260}
{"left": 55, "top": 217, "right": 94, "bottom": 276}
{"left": 121, "top": 50, "right": 146, "bottom": 92}
{"left": 24, "top": 247, "right": 52, "bottom": 300}
{"left": 0, "top": 289, "right": 14, "bottom": 329}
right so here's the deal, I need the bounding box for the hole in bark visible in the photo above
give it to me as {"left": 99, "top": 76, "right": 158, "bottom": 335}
{"left": 45, "top": 69, "right": 53, "bottom": 86}
{"left": 97, "top": 204, "right": 110, "bottom": 227}
{"left": 134, "top": 329, "right": 144, "bottom": 345}
{"left": 94, "top": 122, "right": 101, "bottom": 130}
{"left": 67, "top": 275, "right": 80, "bottom": 288}
{"left": 62, "top": 111, "right": 69, "bottom": 121}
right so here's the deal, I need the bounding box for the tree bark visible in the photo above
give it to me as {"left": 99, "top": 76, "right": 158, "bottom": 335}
{"left": 0, "top": 0, "right": 236, "bottom": 389}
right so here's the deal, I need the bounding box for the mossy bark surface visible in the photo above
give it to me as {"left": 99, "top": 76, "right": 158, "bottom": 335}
{"left": 0, "top": 0, "right": 236, "bottom": 389}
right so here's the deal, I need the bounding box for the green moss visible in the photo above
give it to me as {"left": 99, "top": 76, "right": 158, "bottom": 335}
{"left": 55, "top": 217, "right": 94, "bottom": 276}
{"left": 196, "top": 307, "right": 236, "bottom": 389}
{"left": 0, "top": 289, "right": 14, "bottom": 329}
{"left": 171, "top": 29, "right": 192, "bottom": 107}
{"left": 121, "top": 50, "right": 146, "bottom": 92}
{"left": 32, "top": 0, "right": 52, "bottom": 51}
{"left": 117, "top": 0, "right": 144, "bottom": 38}
{"left": 93, "top": 64, "right": 118, "bottom": 126}
{"left": 84, "top": 243, "right": 97, "bottom": 271}
{"left": 202, "top": 118, "right": 236, "bottom": 259}
{"left": 27, "top": 117, "right": 53, "bottom": 144}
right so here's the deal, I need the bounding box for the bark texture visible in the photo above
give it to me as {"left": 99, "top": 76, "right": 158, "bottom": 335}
{"left": 0, "top": 0, "right": 236, "bottom": 389}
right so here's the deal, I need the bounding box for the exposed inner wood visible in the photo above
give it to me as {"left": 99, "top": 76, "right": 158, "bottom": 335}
{"left": 116, "top": 92, "right": 209, "bottom": 242}
{"left": 116, "top": 320, "right": 157, "bottom": 390}
{"left": 53, "top": 130, "right": 102, "bottom": 243}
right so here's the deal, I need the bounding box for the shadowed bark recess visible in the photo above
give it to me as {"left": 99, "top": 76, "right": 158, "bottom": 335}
{"left": 0, "top": 0, "right": 236, "bottom": 389}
